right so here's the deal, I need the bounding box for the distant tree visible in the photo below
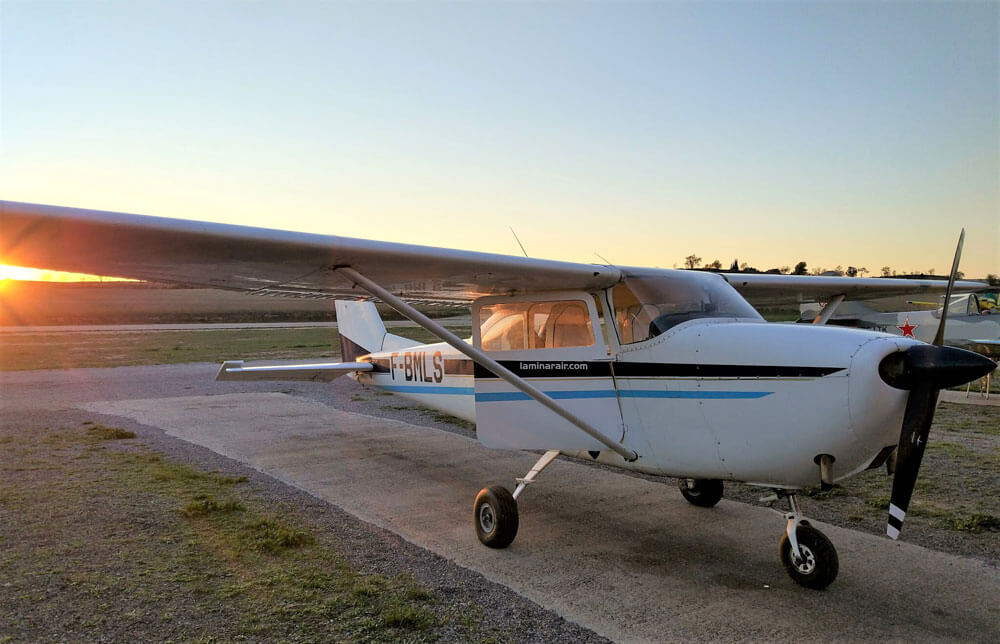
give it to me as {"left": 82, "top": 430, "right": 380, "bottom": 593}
{"left": 729, "top": 259, "right": 740, "bottom": 271}
{"left": 858, "top": 267, "right": 869, "bottom": 277}
{"left": 956, "top": 271, "right": 965, "bottom": 279}
{"left": 684, "top": 254, "right": 702, "bottom": 270}
{"left": 927, "top": 268, "right": 936, "bottom": 275}
{"left": 845, "top": 266, "right": 858, "bottom": 277}
{"left": 988, "top": 273, "right": 999, "bottom": 287}
{"left": 705, "top": 259, "right": 722, "bottom": 270}
{"left": 793, "top": 261, "right": 808, "bottom": 275}
{"left": 779, "top": 266, "right": 790, "bottom": 274}
{"left": 740, "top": 262, "right": 750, "bottom": 272}
{"left": 833, "top": 265, "right": 844, "bottom": 276}
{"left": 765, "top": 268, "right": 782, "bottom": 274}
{"left": 811, "top": 266, "right": 826, "bottom": 275}
{"left": 881, "top": 266, "right": 892, "bottom": 277}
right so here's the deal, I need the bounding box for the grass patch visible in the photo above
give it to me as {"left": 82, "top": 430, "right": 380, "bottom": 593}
{"left": 382, "top": 602, "right": 436, "bottom": 630}
{"left": 865, "top": 494, "right": 890, "bottom": 510}
{"left": 414, "top": 405, "right": 476, "bottom": 430}
{"left": 950, "top": 514, "right": 1000, "bottom": 533}
{"left": 238, "top": 517, "right": 314, "bottom": 554}
{"left": 0, "top": 323, "right": 471, "bottom": 371}
{"left": 85, "top": 424, "right": 136, "bottom": 440}
{"left": 0, "top": 423, "right": 493, "bottom": 642}
{"left": 181, "top": 496, "right": 246, "bottom": 518}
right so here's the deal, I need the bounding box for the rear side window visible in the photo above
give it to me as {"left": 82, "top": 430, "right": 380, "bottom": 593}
{"left": 479, "top": 300, "right": 595, "bottom": 351}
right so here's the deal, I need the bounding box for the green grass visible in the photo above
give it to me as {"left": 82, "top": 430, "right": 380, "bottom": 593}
{"left": 0, "top": 325, "right": 472, "bottom": 371}
{"left": 0, "top": 423, "right": 502, "bottom": 642}
{"left": 85, "top": 424, "right": 136, "bottom": 440}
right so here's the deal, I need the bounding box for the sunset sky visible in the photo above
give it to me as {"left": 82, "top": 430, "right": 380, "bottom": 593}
{"left": 1, "top": 2, "right": 997, "bottom": 279}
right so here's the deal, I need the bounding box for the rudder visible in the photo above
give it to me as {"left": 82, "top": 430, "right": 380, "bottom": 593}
{"left": 334, "top": 300, "right": 421, "bottom": 360}
{"left": 335, "top": 301, "right": 388, "bottom": 361}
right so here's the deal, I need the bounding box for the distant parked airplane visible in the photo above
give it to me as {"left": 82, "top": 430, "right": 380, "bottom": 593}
{"left": 799, "top": 292, "right": 1000, "bottom": 359}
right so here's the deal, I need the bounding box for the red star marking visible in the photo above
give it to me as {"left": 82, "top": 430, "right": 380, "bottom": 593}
{"left": 897, "top": 317, "right": 918, "bottom": 338}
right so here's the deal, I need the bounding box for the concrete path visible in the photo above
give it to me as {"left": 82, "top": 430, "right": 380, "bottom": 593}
{"left": 85, "top": 392, "right": 1000, "bottom": 643}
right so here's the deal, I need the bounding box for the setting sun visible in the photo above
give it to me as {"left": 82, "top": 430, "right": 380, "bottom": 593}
{"left": 0, "top": 264, "right": 136, "bottom": 283}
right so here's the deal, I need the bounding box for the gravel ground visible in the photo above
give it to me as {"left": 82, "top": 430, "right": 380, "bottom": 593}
{"left": 3, "top": 364, "right": 997, "bottom": 642}
{"left": 2, "top": 401, "right": 609, "bottom": 643}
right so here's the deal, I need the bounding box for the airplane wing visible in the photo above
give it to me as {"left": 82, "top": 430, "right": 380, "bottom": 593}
{"left": 722, "top": 273, "right": 987, "bottom": 307}
{"left": 1, "top": 201, "right": 620, "bottom": 302}
{"left": 2, "top": 201, "right": 982, "bottom": 305}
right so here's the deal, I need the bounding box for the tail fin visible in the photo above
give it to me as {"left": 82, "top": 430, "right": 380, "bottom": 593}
{"left": 334, "top": 300, "right": 421, "bottom": 361}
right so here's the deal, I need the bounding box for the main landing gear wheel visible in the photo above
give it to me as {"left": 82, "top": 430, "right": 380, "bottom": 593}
{"left": 779, "top": 523, "right": 839, "bottom": 590}
{"left": 678, "top": 478, "right": 724, "bottom": 507}
{"left": 474, "top": 485, "right": 519, "bottom": 549}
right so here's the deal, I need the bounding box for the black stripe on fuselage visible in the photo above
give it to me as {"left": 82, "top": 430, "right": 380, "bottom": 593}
{"left": 473, "top": 361, "right": 845, "bottom": 379}
{"left": 613, "top": 362, "right": 845, "bottom": 379}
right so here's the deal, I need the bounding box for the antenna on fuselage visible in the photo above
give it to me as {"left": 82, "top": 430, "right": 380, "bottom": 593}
{"left": 509, "top": 227, "right": 529, "bottom": 257}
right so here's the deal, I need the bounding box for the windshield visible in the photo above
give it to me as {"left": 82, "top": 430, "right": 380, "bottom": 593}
{"left": 613, "top": 270, "right": 762, "bottom": 343}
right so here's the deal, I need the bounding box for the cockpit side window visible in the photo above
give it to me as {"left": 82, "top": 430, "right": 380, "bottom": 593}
{"left": 611, "top": 283, "right": 659, "bottom": 345}
{"left": 611, "top": 271, "right": 762, "bottom": 343}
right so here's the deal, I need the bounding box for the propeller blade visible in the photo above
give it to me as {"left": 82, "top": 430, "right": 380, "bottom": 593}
{"left": 932, "top": 229, "right": 964, "bottom": 346}
{"left": 882, "top": 227, "right": 990, "bottom": 540}
{"left": 880, "top": 344, "right": 996, "bottom": 539}
{"left": 887, "top": 383, "right": 938, "bottom": 539}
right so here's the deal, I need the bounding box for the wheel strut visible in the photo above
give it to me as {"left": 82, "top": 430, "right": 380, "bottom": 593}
{"left": 784, "top": 493, "right": 806, "bottom": 562}
{"left": 513, "top": 450, "right": 560, "bottom": 500}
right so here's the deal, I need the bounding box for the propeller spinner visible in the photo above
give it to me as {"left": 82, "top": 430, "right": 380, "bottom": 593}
{"left": 878, "top": 230, "right": 997, "bottom": 539}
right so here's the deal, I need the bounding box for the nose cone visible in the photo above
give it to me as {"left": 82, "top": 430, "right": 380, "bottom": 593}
{"left": 879, "top": 344, "right": 997, "bottom": 391}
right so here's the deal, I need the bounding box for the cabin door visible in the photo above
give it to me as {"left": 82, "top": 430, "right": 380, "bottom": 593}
{"left": 472, "top": 292, "right": 625, "bottom": 450}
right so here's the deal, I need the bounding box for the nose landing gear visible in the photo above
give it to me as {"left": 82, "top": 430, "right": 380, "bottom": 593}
{"left": 772, "top": 492, "right": 839, "bottom": 589}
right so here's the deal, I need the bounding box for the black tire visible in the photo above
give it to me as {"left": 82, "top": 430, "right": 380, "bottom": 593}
{"left": 779, "top": 524, "right": 839, "bottom": 590}
{"left": 677, "top": 478, "right": 724, "bottom": 507}
{"left": 474, "top": 485, "right": 519, "bottom": 549}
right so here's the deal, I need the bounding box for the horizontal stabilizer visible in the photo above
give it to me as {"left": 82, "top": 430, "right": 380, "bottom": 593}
{"left": 216, "top": 359, "right": 373, "bottom": 382}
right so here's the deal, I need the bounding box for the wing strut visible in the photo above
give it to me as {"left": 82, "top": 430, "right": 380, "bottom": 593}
{"left": 335, "top": 266, "right": 639, "bottom": 462}
{"left": 812, "top": 294, "right": 846, "bottom": 325}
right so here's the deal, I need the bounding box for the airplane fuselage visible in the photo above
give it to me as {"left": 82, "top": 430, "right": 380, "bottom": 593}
{"left": 354, "top": 319, "right": 916, "bottom": 490}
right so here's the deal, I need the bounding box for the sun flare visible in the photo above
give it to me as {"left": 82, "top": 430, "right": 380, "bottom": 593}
{"left": 0, "top": 264, "right": 136, "bottom": 283}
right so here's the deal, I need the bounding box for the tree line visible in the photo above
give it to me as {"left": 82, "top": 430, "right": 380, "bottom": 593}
{"left": 682, "top": 254, "right": 999, "bottom": 285}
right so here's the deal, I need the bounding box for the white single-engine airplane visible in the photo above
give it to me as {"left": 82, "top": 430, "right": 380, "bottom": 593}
{"left": 2, "top": 201, "right": 995, "bottom": 590}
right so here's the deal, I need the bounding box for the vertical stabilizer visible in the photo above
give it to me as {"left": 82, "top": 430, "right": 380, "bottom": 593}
{"left": 334, "top": 300, "right": 421, "bottom": 360}
{"left": 335, "top": 301, "right": 388, "bottom": 361}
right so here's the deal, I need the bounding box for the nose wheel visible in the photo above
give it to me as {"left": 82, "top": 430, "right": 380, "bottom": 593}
{"left": 774, "top": 492, "right": 839, "bottom": 589}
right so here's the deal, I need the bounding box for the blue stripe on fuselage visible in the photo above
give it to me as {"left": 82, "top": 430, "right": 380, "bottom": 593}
{"left": 474, "top": 390, "right": 773, "bottom": 402}
{"left": 376, "top": 384, "right": 772, "bottom": 401}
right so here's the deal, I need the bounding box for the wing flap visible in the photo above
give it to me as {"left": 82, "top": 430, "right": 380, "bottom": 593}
{"left": 216, "top": 360, "right": 373, "bottom": 382}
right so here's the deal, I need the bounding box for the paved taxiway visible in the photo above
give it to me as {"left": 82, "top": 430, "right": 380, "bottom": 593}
{"left": 4, "top": 364, "right": 998, "bottom": 642}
